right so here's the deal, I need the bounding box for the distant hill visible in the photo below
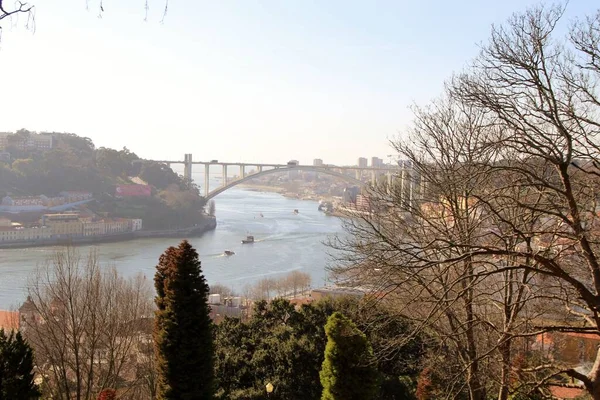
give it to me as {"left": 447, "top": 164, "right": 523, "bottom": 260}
{"left": 0, "top": 129, "right": 207, "bottom": 229}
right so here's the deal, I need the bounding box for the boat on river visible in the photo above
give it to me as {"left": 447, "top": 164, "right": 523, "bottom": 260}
{"left": 224, "top": 250, "right": 235, "bottom": 256}
{"left": 293, "top": 209, "right": 299, "bottom": 214}
{"left": 241, "top": 235, "right": 255, "bottom": 244}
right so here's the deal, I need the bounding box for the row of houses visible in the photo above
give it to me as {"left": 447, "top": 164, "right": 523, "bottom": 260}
{"left": 0, "top": 213, "right": 142, "bottom": 243}
{"left": 1, "top": 192, "right": 94, "bottom": 212}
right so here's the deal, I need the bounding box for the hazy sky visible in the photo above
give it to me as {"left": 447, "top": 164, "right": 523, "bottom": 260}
{"left": 0, "top": 1, "right": 596, "bottom": 165}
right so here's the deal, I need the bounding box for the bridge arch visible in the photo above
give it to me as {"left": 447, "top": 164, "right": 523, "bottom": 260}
{"left": 204, "top": 166, "right": 366, "bottom": 200}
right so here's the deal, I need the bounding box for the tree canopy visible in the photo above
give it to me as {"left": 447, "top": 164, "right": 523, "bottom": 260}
{"left": 154, "top": 240, "right": 214, "bottom": 400}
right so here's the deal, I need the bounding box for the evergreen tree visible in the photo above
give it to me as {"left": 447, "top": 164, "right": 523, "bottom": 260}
{"left": 154, "top": 240, "right": 214, "bottom": 400}
{"left": 320, "top": 312, "right": 378, "bottom": 400}
{"left": 0, "top": 329, "right": 40, "bottom": 400}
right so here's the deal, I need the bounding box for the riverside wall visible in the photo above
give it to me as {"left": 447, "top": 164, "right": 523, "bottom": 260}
{"left": 0, "top": 216, "right": 217, "bottom": 249}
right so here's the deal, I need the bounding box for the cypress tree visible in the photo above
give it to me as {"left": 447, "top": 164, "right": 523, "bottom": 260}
{"left": 0, "top": 329, "right": 40, "bottom": 400}
{"left": 154, "top": 240, "right": 214, "bottom": 400}
{"left": 320, "top": 312, "right": 378, "bottom": 400}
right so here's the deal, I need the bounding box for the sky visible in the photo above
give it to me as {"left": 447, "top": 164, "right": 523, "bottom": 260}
{"left": 0, "top": 0, "right": 597, "bottom": 166}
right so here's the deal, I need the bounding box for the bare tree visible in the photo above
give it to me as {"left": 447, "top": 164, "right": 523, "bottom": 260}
{"left": 333, "top": 4, "right": 600, "bottom": 399}
{"left": 22, "top": 248, "right": 154, "bottom": 400}
{"left": 331, "top": 94, "right": 507, "bottom": 399}
{"left": 451, "top": 4, "right": 600, "bottom": 398}
{"left": 0, "top": 0, "right": 35, "bottom": 40}
{"left": 285, "top": 270, "right": 311, "bottom": 298}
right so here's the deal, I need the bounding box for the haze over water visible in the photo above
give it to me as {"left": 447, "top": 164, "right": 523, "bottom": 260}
{"left": 0, "top": 187, "right": 344, "bottom": 310}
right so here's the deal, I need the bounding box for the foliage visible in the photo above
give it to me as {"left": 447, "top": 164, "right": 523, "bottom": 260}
{"left": 154, "top": 240, "right": 214, "bottom": 400}
{"left": 0, "top": 329, "right": 40, "bottom": 400}
{"left": 320, "top": 312, "right": 379, "bottom": 400}
{"left": 214, "top": 297, "right": 422, "bottom": 400}
{"left": 140, "top": 162, "right": 183, "bottom": 190}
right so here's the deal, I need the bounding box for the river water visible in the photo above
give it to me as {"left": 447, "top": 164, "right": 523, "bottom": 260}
{"left": 0, "top": 187, "right": 345, "bottom": 309}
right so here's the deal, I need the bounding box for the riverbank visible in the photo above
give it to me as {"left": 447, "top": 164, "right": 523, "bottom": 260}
{"left": 236, "top": 184, "right": 286, "bottom": 194}
{"left": 0, "top": 217, "right": 217, "bottom": 249}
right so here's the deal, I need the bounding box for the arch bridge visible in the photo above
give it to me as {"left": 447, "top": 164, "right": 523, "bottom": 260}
{"left": 146, "top": 155, "right": 401, "bottom": 199}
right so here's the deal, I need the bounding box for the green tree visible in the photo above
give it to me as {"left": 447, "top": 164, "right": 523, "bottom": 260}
{"left": 0, "top": 329, "right": 40, "bottom": 400}
{"left": 320, "top": 312, "right": 378, "bottom": 400}
{"left": 214, "top": 297, "right": 421, "bottom": 400}
{"left": 154, "top": 240, "right": 214, "bottom": 400}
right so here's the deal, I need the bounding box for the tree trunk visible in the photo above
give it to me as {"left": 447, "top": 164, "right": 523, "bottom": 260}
{"left": 588, "top": 349, "right": 600, "bottom": 400}
{"left": 497, "top": 339, "right": 511, "bottom": 400}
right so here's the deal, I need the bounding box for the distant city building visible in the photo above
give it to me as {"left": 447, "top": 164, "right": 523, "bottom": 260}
{"left": 371, "top": 157, "right": 383, "bottom": 168}
{"left": 313, "top": 158, "right": 324, "bottom": 167}
{"left": 357, "top": 157, "right": 368, "bottom": 168}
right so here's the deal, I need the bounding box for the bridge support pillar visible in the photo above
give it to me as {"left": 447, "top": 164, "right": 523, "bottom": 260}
{"left": 183, "top": 154, "right": 193, "bottom": 186}
{"left": 223, "top": 164, "right": 228, "bottom": 185}
{"left": 241, "top": 165, "right": 246, "bottom": 179}
{"left": 371, "top": 170, "right": 376, "bottom": 186}
{"left": 355, "top": 169, "right": 361, "bottom": 181}
{"left": 258, "top": 165, "right": 263, "bottom": 173}
{"left": 204, "top": 164, "right": 210, "bottom": 197}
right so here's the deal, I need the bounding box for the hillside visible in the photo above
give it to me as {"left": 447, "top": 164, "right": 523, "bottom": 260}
{"left": 0, "top": 129, "right": 207, "bottom": 229}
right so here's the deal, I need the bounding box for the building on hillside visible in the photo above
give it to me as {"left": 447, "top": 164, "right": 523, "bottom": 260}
{"left": 355, "top": 194, "right": 371, "bottom": 212}
{"left": 208, "top": 294, "right": 248, "bottom": 323}
{"left": 0, "top": 226, "right": 52, "bottom": 242}
{"left": 43, "top": 213, "right": 83, "bottom": 238}
{"left": 82, "top": 220, "right": 107, "bottom": 237}
{"left": 104, "top": 218, "right": 130, "bottom": 234}
{"left": 0, "top": 310, "right": 20, "bottom": 331}
{"left": 129, "top": 219, "right": 143, "bottom": 231}
{"left": 59, "top": 191, "right": 93, "bottom": 202}
{"left": 0, "top": 132, "right": 54, "bottom": 151}
{"left": 2, "top": 196, "right": 45, "bottom": 207}
{"left": 0, "top": 151, "right": 10, "bottom": 163}
{"left": 115, "top": 184, "right": 152, "bottom": 198}
{"left": 342, "top": 186, "right": 360, "bottom": 204}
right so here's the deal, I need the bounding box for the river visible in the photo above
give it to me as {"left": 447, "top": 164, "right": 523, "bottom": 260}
{"left": 0, "top": 187, "right": 345, "bottom": 309}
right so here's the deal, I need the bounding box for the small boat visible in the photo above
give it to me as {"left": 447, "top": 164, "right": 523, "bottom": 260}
{"left": 224, "top": 250, "right": 235, "bottom": 256}
{"left": 293, "top": 209, "right": 299, "bottom": 214}
{"left": 241, "top": 235, "right": 255, "bottom": 244}
{"left": 259, "top": 213, "right": 264, "bottom": 218}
